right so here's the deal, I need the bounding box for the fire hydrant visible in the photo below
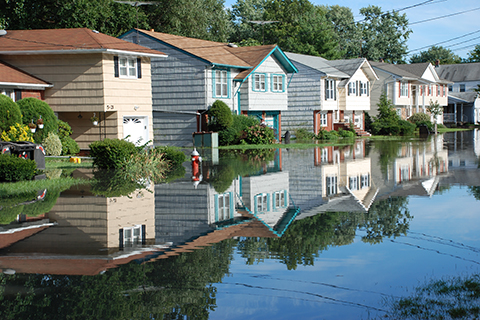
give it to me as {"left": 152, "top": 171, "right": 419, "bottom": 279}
{"left": 191, "top": 148, "right": 202, "bottom": 188}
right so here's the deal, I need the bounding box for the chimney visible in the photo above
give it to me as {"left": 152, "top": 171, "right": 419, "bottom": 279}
{"left": 379, "top": 58, "right": 384, "bottom": 63}
{"left": 150, "top": 29, "right": 155, "bottom": 32}
{"left": 435, "top": 59, "right": 440, "bottom": 67}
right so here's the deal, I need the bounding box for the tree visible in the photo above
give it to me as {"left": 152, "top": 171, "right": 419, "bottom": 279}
{"left": 426, "top": 100, "right": 443, "bottom": 134}
{"left": 409, "top": 45, "right": 462, "bottom": 65}
{"left": 466, "top": 44, "right": 480, "bottom": 62}
{"left": 229, "top": 0, "right": 265, "bottom": 45}
{"left": 323, "top": 5, "right": 362, "bottom": 59}
{"left": 357, "top": 5, "right": 411, "bottom": 63}
{"left": 0, "top": 0, "right": 146, "bottom": 37}
{"left": 143, "top": 0, "right": 232, "bottom": 42}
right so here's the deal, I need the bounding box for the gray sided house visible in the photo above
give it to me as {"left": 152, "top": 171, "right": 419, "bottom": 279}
{"left": 284, "top": 52, "right": 377, "bottom": 136}
{"left": 436, "top": 62, "right": 480, "bottom": 124}
{"left": 120, "top": 29, "right": 297, "bottom": 146}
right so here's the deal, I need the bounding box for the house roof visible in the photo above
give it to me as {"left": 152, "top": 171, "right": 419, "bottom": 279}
{"left": 126, "top": 29, "right": 297, "bottom": 79}
{"left": 286, "top": 52, "right": 349, "bottom": 78}
{"left": 449, "top": 91, "right": 479, "bottom": 103}
{"left": 0, "top": 60, "right": 52, "bottom": 88}
{"left": 0, "top": 28, "right": 167, "bottom": 58}
{"left": 436, "top": 62, "right": 480, "bottom": 82}
{"left": 370, "top": 61, "right": 450, "bottom": 84}
{"left": 370, "top": 61, "right": 421, "bottom": 80}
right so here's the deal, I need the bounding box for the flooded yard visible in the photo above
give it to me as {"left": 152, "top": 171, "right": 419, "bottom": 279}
{"left": 1, "top": 130, "right": 480, "bottom": 319}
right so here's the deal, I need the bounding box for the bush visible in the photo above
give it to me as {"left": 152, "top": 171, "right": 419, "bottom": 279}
{"left": 0, "top": 154, "right": 37, "bottom": 182}
{"left": 61, "top": 136, "right": 80, "bottom": 155}
{"left": 416, "top": 120, "right": 434, "bottom": 132}
{"left": 398, "top": 120, "right": 416, "bottom": 135}
{"left": 124, "top": 147, "right": 169, "bottom": 183}
{"left": 89, "top": 138, "right": 137, "bottom": 169}
{"left": 219, "top": 114, "right": 260, "bottom": 145}
{"left": 294, "top": 128, "right": 315, "bottom": 141}
{"left": 1, "top": 123, "right": 34, "bottom": 142}
{"left": 0, "top": 94, "right": 22, "bottom": 133}
{"left": 316, "top": 129, "right": 338, "bottom": 140}
{"left": 408, "top": 112, "right": 431, "bottom": 124}
{"left": 42, "top": 132, "right": 62, "bottom": 156}
{"left": 154, "top": 146, "right": 186, "bottom": 167}
{"left": 208, "top": 100, "right": 233, "bottom": 132}
{"left": 242, "top": 125, "right": 276, "bottom": 144}
{"left": 17, "top": 97, "right": 58, "bottom": 144}
{"left": 338, "top": 128, "right": 356, "bottom": 138}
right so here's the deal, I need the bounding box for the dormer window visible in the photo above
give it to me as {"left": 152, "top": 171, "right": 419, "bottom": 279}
{"left": 114, "top": 56, "right": 142, "bottom": 79}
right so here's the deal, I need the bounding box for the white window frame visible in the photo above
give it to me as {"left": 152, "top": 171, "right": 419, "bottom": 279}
{"left": 325, "top": 79, "right": 335, "bottom": 100}
{"left": 217, "top": 193, "right": 231, "bottom": 221}
{"left": 123, "top": 225, "right": 142, "bottom": 247}
{"left": 321, "top": 148, "right": 329, "bottom": 163}
{"left": 1, "top": 89, "right": 15, "bottom": 101}
{"left": 271, "top": 74, "right": 284, "bottom": 92}
{"left": 437, "top": 85, "right": 440, "bottom": 96}
{"left": 361, "top": 174, "right": 369, "bottom": 189}
{"left": 119, "top": 56, "right": 137, "bottom": 79}
{"left": 273, "top": 191, "right": 286, "bottom": 209}
{"left": 400, "top": 82, "right": 409, "bottom": 97}
{"left": 348, "top": 81, "right": 356, "bottom": 96}
{"left": 255, "top": 193, "right": 268, "bottom": 213}
{"left": 326, "top": 175, "right": 337, "bottom": 196}
{"left": 320, "top": 112, "right": 328, "bottom": 127}
{"left": 214, "top": 69, "right": 229, "bottom": 98}
{"left": 349, "top": 176, "right": 359, "bottom": 190}
{"left": 360, "top": 82, "right": 368, "bottom": 95}
{"left": 253, "top": 73, "right": 266, "bottom": 92}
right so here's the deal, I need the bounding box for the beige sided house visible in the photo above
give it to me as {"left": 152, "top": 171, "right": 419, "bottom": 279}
{"left": 0, "top": 28, "right": 167, "bottom": 150}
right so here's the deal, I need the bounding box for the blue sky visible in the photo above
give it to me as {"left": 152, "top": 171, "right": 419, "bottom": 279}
{"left": 224, "top": 0, "right": 480, "bottom": 61}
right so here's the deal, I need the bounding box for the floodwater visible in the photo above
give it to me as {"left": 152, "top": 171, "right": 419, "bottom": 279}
{"left": 1, "top": 131, "right": 480, "bottom": 319}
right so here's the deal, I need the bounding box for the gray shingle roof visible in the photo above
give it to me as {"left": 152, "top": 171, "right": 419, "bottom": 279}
{"left": 369, "top": 61, "right": 420, "bottom": 79}
{"left": 285, "top": 52, "right": 349, "bottom": 78}
{"left": 436, "top": 62, "right": 480, "bottom": 82}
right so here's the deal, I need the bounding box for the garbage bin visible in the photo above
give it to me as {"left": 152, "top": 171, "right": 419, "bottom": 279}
{"left": 0, "top": 141, "right": 46, "bottom": 170}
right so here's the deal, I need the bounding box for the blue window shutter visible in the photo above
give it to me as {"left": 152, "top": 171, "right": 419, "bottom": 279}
{"left": 212, "top": 69, "right": 216, "bottom": 98}
{"left": 119, "top": 229, "right": 124, "bottom": 249}
{"left": 114, "top": 56, "right": 119, "bottom": 78}
{"left": 229, "top": 192, "right": 234, "bottom": 219}
{"left": 282, "top": 75, "right": 286, "bottom": 92}
{"left": 227, "top": 69, "right": 231, "bottom": 98}
{"left": 267, "top": 194, "right": 271, "bottom": 212}
{"left": 367, "top": 81, "right": 370, "bottom": 96}
{"left": 214, "top": 194, "right": 219, "bottom": 222}
{"left": 137, "top": 58, "right": 142, "bottom": 79}
{"left": 284, "top": 190, "right": 288, "bottom": 207}
{"left": 254, "top": 196, "right": 258, "bottom": 214}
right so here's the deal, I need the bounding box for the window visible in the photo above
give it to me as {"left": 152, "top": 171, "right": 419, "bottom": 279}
{"left": 400, "top": 165, "right": 409, "bottom": 181}
{"left": 348, "top": 81, "right": 356, "bottom": 95}
{"left": 326, "top": 175, "right": 337, "bottom": 196}
{"left": 253, "top": 73, "right": 266, "bottom": 92}
{"left": 460, "top": 84, "right": 466, "bottom": 92}
{"left": 428, "top": 85, "right": 433, "bottom": 96}
{"left": 217, "top": 193, "right": 231, "bottom": 221}
{"left": 349, "top": 176, "right": 359, "bottom": 190}
{"left": 214, "top": 70, "right": 228, "bottom": 97}
{"left": 122, "top": 225, "right": 142, "bottom": 247}
{"left": 321, "top": 148, "right": 329, "bottom": 163}
{"left": 361, "top": 174, "right": 369, "bottom": 188}
{"left": 437, "top": 85, "right": 440, "bottom": 96}
{"left": 1, "top": 89, "right": 15, "bottom": 101}
{"left": 325, "top": 79, "right": 336, "bottom": 100}
{"left": 273, "top": 191, "right": 287, "bottom": 209}
{"left": 119, "top": 57, "right": 137, "bottom": 78}
{"left": 320, "top": 112, "right": 328, "bottom": 127}
{"left": 360, "top": 82, "right": 368, "bottom": 96}
{"left": 271, "top": 74, "right": 284, "bottom": 92}
{"left": 255, "top": 193, "right": 268, "bottom": 213}
{"left": 400, "top": 82, "right": 409, "bottom": 97}
{"left": 448, "top": 85, "right": 452, "bottom": 92}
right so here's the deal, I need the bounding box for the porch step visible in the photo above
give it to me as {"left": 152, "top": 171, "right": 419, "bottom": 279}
{"left": 354, "top": 127, "right": 371, "bottom": 137}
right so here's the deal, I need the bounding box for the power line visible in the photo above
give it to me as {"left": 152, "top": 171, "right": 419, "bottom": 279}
{"left": 410, "top": 6, "right": 480, "bottom": 25}
{"left": 354, "top": 0, "right": 437, "bottom": 23}
{"left": 408, "top": 29, "right": 480, "bottom": 53}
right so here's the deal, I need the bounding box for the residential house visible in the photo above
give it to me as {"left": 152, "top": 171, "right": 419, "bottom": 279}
{"left": 370, "top": 62, "right": 450, "bottom": 123}
{"left": 284, "top": 53, "right": 378, "bottom": 135}
{"left": 119, "top": 29, "right": 298, "bottom": 146}
{"left": 435, "top": 62, "right": 480, "bottom": 124}
{"left": 0, "top": 28, "right": 167, "bottom": 150}
{"left": 0, "top": 60, "right": 52, "bottom": 101}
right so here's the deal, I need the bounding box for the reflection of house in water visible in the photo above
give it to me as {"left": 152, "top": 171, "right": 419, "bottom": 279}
{"left": 283, "top": 140, "right": 377, "bottom": 219}
{"left": 0, "top": 170, "right": 159, "bottom": 275}
{"left": 153, "top": 150, "right": 297, "bottom": 257}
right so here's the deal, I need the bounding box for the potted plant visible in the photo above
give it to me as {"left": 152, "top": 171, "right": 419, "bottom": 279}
{"left": 28, "top": 121, "right": 37, "bottom": 133}
{"left": 37, "top": 116, "right": 44, "bottom": 129}
{"left": 91, "top": 113, "right": 99, "bottom": 126}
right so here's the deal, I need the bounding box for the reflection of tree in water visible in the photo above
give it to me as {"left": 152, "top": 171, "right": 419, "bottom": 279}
{"left": 237, "top": 197, "right": 412, "bottom": 270}
{"left": 0, "top": 240, "right": 235, "bottom": 320}
{"left": 468, "top": 186, "right": 480, "bottom": 201}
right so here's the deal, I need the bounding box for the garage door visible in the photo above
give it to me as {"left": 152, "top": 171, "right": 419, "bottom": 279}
{"left": 123, "top": 116, "right": 148, "bottom": 146}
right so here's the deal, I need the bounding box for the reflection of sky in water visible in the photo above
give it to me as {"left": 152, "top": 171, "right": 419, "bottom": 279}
{"left": 212, "top": 186, "right": 480, "bottom": 319}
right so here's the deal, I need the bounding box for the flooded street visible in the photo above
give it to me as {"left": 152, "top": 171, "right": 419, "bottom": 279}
{"left": 1, "top": 130, "right": 480, "bottom": 319}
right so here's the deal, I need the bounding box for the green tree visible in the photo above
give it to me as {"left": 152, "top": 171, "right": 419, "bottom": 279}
{"left": 371, "top": 92, "right": 401, "bottom": 135}
{"left": 0, "top": 95, "right": 22, "bottom": 133}
{"left": 324, "top": 5, "right": 362, "bottom": 58}
{"left": 409, "top": 45, "right": 462, "bottom": 64}
{"left": 0, "top": 0, "right": 145, "bottom": 37}
{"left": 358, "top": 5, "right": 411, "bottom": 63}
{"left": 229, "top": 0, "right": 265, "bottom": 45}
{"left": 466, "top": 44, "right": 480, "bottom": 62}
{"left": 17, "top": 98, "right": 58, "bottom": 144}
{"left": 426, "top": 100, "right": 443, "bottom": 134}
{"left": 143, "top": 0, "right": 231, "bottom": 42}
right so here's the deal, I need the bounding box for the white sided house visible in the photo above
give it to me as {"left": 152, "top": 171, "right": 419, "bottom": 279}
{"left": 370, "top": 62, "right": 449, "bottom": 124}
{"left": 119, "top": 29, "right": 297, "bottom": 146}
{"left": 284, "top": 53, "right": 377, "bottom": 136}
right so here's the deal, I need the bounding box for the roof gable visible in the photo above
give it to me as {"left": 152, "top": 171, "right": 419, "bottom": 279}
{"left": 0, "top": 60, "right": 52, "bottom": 87}
{"left": 0, "top": 28, "right": 166, "bottom": 57}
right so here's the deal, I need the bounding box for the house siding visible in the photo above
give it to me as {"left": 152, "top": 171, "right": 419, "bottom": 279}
{"left": 344, "top": 70, "right": 371, "bottom": 111}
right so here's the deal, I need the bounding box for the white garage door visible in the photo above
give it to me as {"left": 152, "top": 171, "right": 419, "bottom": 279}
{"left": 123, "top": 116, "right": 148, "bottom": 146}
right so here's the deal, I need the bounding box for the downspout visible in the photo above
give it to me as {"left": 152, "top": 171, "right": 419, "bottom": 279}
{"left": 234, "top": 78, "right": 247, "bottom": 115}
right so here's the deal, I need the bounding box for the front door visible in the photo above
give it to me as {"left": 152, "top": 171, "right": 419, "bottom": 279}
{"left": 123, "top": 116, "right": 148, "bottom": 146}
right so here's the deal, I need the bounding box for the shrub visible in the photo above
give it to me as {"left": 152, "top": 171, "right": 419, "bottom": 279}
{"left": 0, "top": 94, "right": 22, "bottom": 133}
{"left": 338, "top": 128, "right": 356, "bottom": 138}
{"left": 242, "top": 125, "right": 276, "bottom": 144}
{"left": 1, "top": 123, "right": 34, "bottom": 142}
{"left": 17, "top": 97, "right": 58, "bottom": 144}
{"left": 42, "top": 132, "right": 62, "bottom": 156}
{"left": 208, "top": 100, "right": 233, "bottom": 132}
{"left": 124, "top": 147, "right": 168, "bottom": 183}
{"left": 408, "top": 112, "right": 431, "bottom": 124}
{"left": 61, "top": 136, "right": 80, "bottom": 155}
{"left": 398, "top": 120, "right": 416, "bottom": 135}
{"left": 316, "top": 129, "right": 338, "bottom": 140}
{"left": 416, "top": 120, "right": 434, "bottom": 132}
{"left": 294, "top": 128, "right": 315, "bottom": 141}
{"left": 0, "top": 154, "right": 37, "bottom": 182}
{"left": 89, "top": 138, "right": 137, "bottom": 169}
{"left": 371, "top": 92, "right": 403, "bottom": 135}
{"left": 155, "top": 146, "right": 186, "bottom": 167}
{"left": 219, "top": 114, "right": 260, "bottom": 145}
{"left": 365, "top": 112, "right": 373, "bottom": 133}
